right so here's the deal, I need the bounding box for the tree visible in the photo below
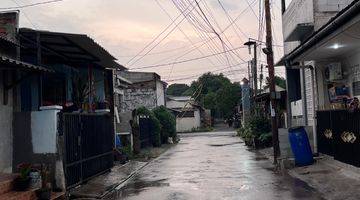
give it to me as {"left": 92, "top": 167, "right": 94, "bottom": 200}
{"left": 274, "top": 76, "right": 286, "bottom": 89}
{"left": 186, "top": 72, "right": 241, "bottom": 119}
{"left": 265, "top": 75, "right": 286, "bottom": 89}
{"left": 166, "top": 84, "right": 190, "bottom": 96}
{"left": 215, "top": 82, "right": 241, "bottom": 119}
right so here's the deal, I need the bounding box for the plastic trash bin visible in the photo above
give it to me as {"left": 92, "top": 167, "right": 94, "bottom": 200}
{"left": 115, "top": 134, "right": 122, "bottom": 148}
{"left": 288, "top": 127, "right": 314, "bottom": 166}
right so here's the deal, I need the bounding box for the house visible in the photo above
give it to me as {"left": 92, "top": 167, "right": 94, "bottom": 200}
{"left": 166, "top": 96, "right": 203, "bottom": 132}
{"left": 117, "top": 71, "right": 167, "bottom": 112}
{"left": 0, "top": 24, "right": 122, "bottom": 191}
{"left": 279, "top": 0, "right": 360, "bottom": 165}
{"left": 0, "top": 12, "right": 62, "bottom": 199}
{"left": 113, "top": 69, "right": 133, "bottom": 133}
{"left": 0, "top": 12, "right": 53, "bottom": 174}
{"left": 255, "top": 85, "right": 287, "bottom": 128}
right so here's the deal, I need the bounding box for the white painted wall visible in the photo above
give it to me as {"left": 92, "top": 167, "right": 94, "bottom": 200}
{"left": 282, "top": 0, "right": 314, "bottom": 41}
{"left": 156, "top": 81, "right": 165, "bottom": 106}
{"left": 31, "top": 109, "right": 60, "bottom": 154}
{"left": 0, "top": 71, "right": 13, "bottom": 173}
{"left": 282, "top": 0, "right": 353, "bottom": 54}
{"left": 176, "top": 110, "right": 201, "bottom": 132}
{"left": 166, "top": 100, "right": 192, "bottom": 109}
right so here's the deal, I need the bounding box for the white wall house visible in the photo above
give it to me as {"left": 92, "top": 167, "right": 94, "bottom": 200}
{"left": 279, "top": 0, "right": 356, "bottom": 154}
{"left": 166, "top": 96, "right": 202, "bottom": 133}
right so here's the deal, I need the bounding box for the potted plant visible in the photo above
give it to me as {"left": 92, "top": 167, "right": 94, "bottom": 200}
{"left": 36, "top": 164, "right": 51, "bottom": 200}
{"left": 14, "top": 163, "right": 32, "bottom": 191}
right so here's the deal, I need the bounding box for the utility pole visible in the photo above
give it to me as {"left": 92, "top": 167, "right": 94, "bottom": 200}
{"left": 253, "top": 44, "right": 258, "bottom": 97}
{"left": 264, "top": 0, "right": 280, "bottom": 164}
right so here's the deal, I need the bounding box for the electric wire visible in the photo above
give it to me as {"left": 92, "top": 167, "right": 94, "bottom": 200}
{"left": 1, "top": 0, "right": 62, "bottom": 10}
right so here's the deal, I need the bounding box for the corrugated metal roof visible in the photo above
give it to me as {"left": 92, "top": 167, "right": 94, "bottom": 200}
{"left": 0, "top": 55, "right": 54, "bottom": 72}
{"left": 19, "top": 28, "right": 121, "bottom": 69}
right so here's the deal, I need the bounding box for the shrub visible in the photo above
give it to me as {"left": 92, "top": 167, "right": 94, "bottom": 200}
{"left": 136, "top": 107, "right": 161, "bottom": 147}
{"left": 153, "top": 106, "right": 177, "bottom": 144}
{"left": 237, "top": 112, "right": 272, "bottom": 148}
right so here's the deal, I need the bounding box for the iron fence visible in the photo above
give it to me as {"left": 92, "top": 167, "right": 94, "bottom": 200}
{"left": 61, "top": 113, "right": 114, "bottom": 188}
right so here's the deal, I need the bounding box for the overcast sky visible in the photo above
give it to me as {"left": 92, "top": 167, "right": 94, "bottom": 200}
{"left": 2, "top": 0, "right": 285, "bottom": 84}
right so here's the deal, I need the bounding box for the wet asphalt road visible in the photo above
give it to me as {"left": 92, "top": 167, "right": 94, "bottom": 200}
{"left": 105, "top": 131, "right": 324, "bottom": 200}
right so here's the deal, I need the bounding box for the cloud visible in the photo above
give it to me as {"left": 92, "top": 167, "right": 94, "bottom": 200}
{"left": 10, "top": 0, "right": 284, "bottom": 83}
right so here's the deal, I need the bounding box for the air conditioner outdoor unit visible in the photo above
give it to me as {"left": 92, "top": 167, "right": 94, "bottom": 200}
{"left": 325, "top": 62, "right": 342, "bottom": 81}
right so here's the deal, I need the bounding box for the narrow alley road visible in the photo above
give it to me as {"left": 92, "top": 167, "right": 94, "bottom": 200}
{"left": 105, "top": 130, "right": 324, "bottom": 200}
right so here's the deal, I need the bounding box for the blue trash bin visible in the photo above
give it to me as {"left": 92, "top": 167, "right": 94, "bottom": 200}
{"left": 288, "top": 127, "right": 314, "bottom": 166}
{"left": 115, "top": 134, "right": 122, "bottom": 148}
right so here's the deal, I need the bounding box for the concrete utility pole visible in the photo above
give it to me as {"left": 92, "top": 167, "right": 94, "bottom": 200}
{"left": 244, "top": 40, "right": 258, "bottom": 97}
{"left": 264, "top": 0, "right": 280, "bottom": 164}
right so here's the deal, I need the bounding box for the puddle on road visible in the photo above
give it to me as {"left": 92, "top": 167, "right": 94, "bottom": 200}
{"left": 253, "top": 157, "right": 268, "bottom": 161}
{"left": 107, "top": 178, "right": 170, "bottom": 199}
{"left": 299, "top": 170, "right": 332, "bottom": 175}
{"left": 207, "top": 141, "right": 244, "bottom": 147}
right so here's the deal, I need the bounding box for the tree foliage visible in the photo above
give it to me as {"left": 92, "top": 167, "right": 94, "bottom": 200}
{"left": 265, "top": 75, "right": 286, "bottom": 89}
{"left": 188, "top": 73, "right": 241, "bottom": 119}
{"left": 166, "top": 84, "right": 190, "bottom": 96}
{"left": 153, "top": 106, "right": 177, "bottom": 143}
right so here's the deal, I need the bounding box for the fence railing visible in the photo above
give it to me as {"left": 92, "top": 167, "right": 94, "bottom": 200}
{"left": 61, "top": 112, "right": 114, "bottom": 188}
{"left": 317, "top": 110, "right": 360, "bottom": 167}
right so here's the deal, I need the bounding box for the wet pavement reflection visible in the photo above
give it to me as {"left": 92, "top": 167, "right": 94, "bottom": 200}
{"left": 104, "top": 131, "right": 324, "bottom": 200}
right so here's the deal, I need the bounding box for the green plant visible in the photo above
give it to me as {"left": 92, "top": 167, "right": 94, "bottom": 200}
{"left": 153, "top": 106, "right": 177, "bottom": 144}
{"left": 258, "top": 132, "right": 272, "bottom": 143}
{"left": 121, "top": 145, "right": 134, "bottom": 159}
{"left": 136, "top": 107, "right": 162, "bottom": 147}
{"left": 237, "top": 111, "right": 271, "bottom": 148}
{"left": 17, "top": 163, "right": 32, "bottom": 180}
{"left": 40, "top": 164, "right": 50, "bottom": 189}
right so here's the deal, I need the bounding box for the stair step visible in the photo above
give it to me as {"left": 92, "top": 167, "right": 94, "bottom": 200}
{"left": 0, "top": 190, "right": 36, "bottom": 200}
{"left": 0, "top": 174, "right": 17, "bottom": 195}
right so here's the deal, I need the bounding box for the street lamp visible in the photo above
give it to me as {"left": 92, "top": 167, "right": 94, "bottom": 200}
{"left": 244, "top": 40, "right": 258, "bottom": 97}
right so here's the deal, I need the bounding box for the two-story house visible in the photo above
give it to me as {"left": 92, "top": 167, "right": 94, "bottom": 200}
{"left": 279, "top": 0, "right": 360, "bottom": 167}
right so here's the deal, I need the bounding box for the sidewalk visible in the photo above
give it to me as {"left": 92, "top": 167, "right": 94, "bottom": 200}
{"left": 259, "top": 147, "right": 360, "bottom": 200}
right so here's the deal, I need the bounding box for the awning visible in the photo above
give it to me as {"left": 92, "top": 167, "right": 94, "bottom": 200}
{"left": 0, "top": 55, "right": 53, "bottom": 72}
{"left": 19, "top": 28, "right": 121, "bottom": 69}
{"left": 285, "top": 0, "right": 360, "bottom": 64}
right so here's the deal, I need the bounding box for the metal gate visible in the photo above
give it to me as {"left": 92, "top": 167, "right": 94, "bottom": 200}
{"left": 139, "top": 115, "right": 153, "bottom": 148}
{"left": 62, "top": 113, "right": 114, "bottom": 188}
{"left": 317, "top": 110, "right": 360, "bottom": 167}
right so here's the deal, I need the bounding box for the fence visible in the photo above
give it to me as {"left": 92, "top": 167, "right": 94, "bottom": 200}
{"left": 61, "top": 112, "right": 114, "bottom": 188}
{"left": 138, "top": 115, "right": 153, "bottom": 148}
{"left": 317, "top": 110, "right": 360, "bottom": 167}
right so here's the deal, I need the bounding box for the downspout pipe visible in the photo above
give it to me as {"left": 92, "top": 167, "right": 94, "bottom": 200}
{"left": 281, "top": 0, "right": 286, "bottom": 14}
{"left": 286, "top": 0, "right": 360, "bottom": 63}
